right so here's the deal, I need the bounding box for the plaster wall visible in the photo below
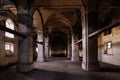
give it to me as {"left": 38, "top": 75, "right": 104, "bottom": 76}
{"left": 98, "top": 25, "right": 120, "bottom": 66}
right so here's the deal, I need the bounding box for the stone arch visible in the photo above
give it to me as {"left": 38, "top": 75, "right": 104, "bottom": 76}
{"left": 49, "top": 30, "right": 68, "bottom": 57}
{"left": 33, "top": 9, "right": 44, "bottom": 31}
{"left": 44, "top": 12, "right": 73, "bottom": 58}
{"left": 45, "top": 12, "right": 72, "bottom": 29}
{"left": 0, "top": 9, "right": 18, "bottom": 26}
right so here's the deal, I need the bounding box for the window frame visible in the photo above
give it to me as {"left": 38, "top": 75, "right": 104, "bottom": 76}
{"left": 104, "top": 41, "right": 112, "bottom": 55}
{"left": 5, "top": 18, "right": 15, "bottom": 38}
{"left": 5, "top": 42, "right": 15, "bottom": 56}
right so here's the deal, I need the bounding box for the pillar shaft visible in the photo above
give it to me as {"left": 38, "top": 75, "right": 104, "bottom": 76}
{"left": 37, "top": 31, "right": 44, "bottom": 62}
{"left": 17, "top": 9, "right": 33, "bottom": 72}
{"left": 67, "top": 37, "right": 72, "bottom": 58}
{"left": 82, "top": 12, "right": 100, "bottom": 71}
{"left": 44, "top": 38, "right": 49, "bottom": 59}
{"left": 48, "top": 46, "right": 52, "bottom": 58}
{"left": 71, "top": 35, "right": 79, "bottom": 62}
{"left": 67, "top": 44, "right": 71, "bottom": 58}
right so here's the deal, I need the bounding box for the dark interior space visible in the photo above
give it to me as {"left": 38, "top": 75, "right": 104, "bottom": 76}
{"left": 0, "top": 0, "right": 120, "bottom": 80}
{"left": 50, "top": 31, "right": 67, "bottom": 57}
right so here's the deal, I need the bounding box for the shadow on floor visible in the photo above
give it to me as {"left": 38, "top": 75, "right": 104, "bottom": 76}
{"left": 23, "top": 69, "right": 85, "bottom": 80}
{"left": 99, "top": 67, "right": 120, "bottom": 73}
{"left": 24, "top": 68, "right": 83, "bottom": 80}
{"left": 0, "top": 67, "right": 120, "bottom": 80}
{"left": 99, "top": 62, "right": 120, "bottom": 73}
{"left": 22, "top": 68, "right": 120, "bottom": 80}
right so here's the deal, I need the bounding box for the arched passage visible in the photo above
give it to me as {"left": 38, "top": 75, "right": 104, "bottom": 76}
{"left": 33, "top": 9, "right": 45, "bottom": 62}
{"left": 49, "top": 31, "right": 68, "bottom": 57}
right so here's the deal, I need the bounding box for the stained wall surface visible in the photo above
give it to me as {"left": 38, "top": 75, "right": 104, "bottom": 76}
{"left": 0, "top": 16, "right": 18, "bottom": 66}
{"left": 98, "top": 25, "right": 120, "bottom": 66}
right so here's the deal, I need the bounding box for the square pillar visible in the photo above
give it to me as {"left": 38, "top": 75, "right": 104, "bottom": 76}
{"left": 37, "top": 31, "right": 44, "bottom": 62}
{"left": 67, "top": 36, "right": 72, "bottom": 58}
{"left": 67, "top": 44, "right": 72, "bottom": 59}
{"left": 44, "top": 37, "right": 49, "bottom": 59}
{"left": 71, "top": 34, "right": 79, "bottom": 62}
{"left": 82, "top": 12, "right": 100, "bottom": 71}
{"left": 48, "top": 46, "right": 52, "bottom": 58}
{"left": 17, "top": 11, "right": 34, "bottom": 72}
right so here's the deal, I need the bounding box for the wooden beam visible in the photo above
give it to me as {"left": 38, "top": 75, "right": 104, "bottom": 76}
{"left": 36, "top": 41, "right": 44, "bottom": 45}
{"left": 89, "top": 20, "right": 120, "bottom": 37}
{"left": 0, "top": 25, "right": 27, "bottom": 38}
{"left": 74, "top": 39, "right": 82, "bottom": 44}
{"left": 75, "top": 20, "right": 120, "bottom": 44}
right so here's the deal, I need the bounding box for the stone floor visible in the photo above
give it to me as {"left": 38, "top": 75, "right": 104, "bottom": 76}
{"left": 0, "top": 58, "right": 120, "bottom": 80}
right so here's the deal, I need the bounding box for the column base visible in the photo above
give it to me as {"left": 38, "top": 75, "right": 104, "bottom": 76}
{"left": 67, "top": 55, "right": 71, "bottom": 59}
{"left": 37, "top": 57, "right": 44, "bottom": 62}
{"left": 16, "top": 62, "right": 33, "bottom": 72}
{"left": 82, "top": 62, "right": 100, "bottom": 71}
{"left": 71, "top": 57, "right": 79, "bottom": 62}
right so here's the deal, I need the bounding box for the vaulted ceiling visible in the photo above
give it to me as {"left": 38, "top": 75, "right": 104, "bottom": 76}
{"left": 0, "top": 0, "right": 120, "bottom": 40}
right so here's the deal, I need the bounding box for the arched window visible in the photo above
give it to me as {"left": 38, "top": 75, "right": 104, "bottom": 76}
{"left": 5, "top": 19, "right": 14, "bottom": 38}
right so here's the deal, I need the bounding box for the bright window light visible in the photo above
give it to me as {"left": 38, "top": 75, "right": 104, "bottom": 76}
{"left": 5, "top": 19, "right": 14, "bottom": 38}
{"left": 107, "top": 42, "right": 112, "bottom": 49}
{"left": 5, "top": 44, "right": 10, "bottom": 50}
{"left": 36, "top": 47, "right": 38, "bottom": 52}
{"left": 5, "top": 42, "right": 14, "bottom": 53}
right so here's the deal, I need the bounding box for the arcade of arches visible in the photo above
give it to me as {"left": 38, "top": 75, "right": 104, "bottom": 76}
{"left": 0, "top": 0, "right": 120, "bottom": 75}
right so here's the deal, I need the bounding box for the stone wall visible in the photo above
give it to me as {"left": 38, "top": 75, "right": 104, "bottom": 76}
{"left": 98, "top": 25, "right": 120, "bottom": 66}
{"left": 0, "top": 16, "right": 18, "bottom": 66}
